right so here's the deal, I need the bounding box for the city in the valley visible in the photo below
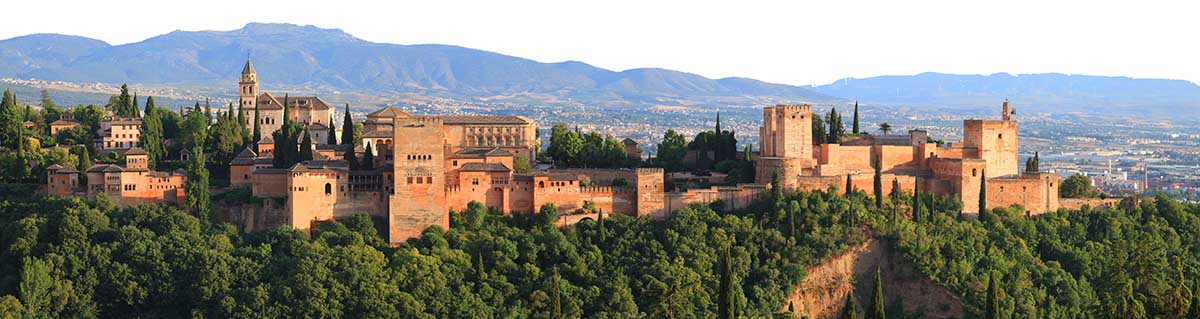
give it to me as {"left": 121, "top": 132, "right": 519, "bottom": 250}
{"left": 44, "top": 59, "right": 1062, "bottom": 245}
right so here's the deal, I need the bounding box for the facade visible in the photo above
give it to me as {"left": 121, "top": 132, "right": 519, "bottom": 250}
{"left": 756, "top": 101, "right": 1060, "bottom": 215}
{"left": 50, "top": 114, "right": 81, "bottom": 136}
{"left": 94, "top": 117, "right": 142, "bottom": 152}
{"left": 236, "top": 58, "right": 335, "bottom": 138}
{"left": 71, "top": 147, "right": 188, "bottom": 207}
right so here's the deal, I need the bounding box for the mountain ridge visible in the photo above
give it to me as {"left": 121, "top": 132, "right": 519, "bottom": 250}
{"left": 0, "top": 23, "right": 831, "bottom": 105}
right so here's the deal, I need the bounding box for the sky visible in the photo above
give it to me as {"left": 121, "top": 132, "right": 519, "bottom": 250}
{"left": 3, "top": 0, "right": 1198, "bottom": 86}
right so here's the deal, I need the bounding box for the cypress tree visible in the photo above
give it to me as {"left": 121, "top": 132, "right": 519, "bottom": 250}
{"left": 717, "top": 246, "right": 734, "bottom": 319}
{"left": 131, "top": 94, "right": 139, "bottom": 117}
{"left": 979, "top": 170, "right": 988, "bottom": 216}
{"left": 361, "top": 142, "right": 374, "bottom": 169}
{"left": 869, "top": 267, "right": 885, "bottom": 319}
{"left": 873, "top": 162, "right": 883, "bottom": 208}
{"left": 845, "top": 174, "right": 853, "bottom": 197}
{"left": 596, "top": 208, "right": 606, "bottom": 243}
{"left": 1033, "top": 151, "right": 1040, "bottom": 172}
{"left": 327, "top": 115, "right": 337, "bottom": 145}
{"left": 812, "top": 115, "right": 827, "bottom": 145}
{"left": 344, "top": 143, "right": 359, "bottom": 170}
{"left": 852, "top": 101, "right": 860, "bottom": 134}
{"left": 252, "top": 100, "right": 261, "bottom": 144}
{"left": 300, "top": 128, "right": 313, "bottom": 162}
{"left": 827, "top": 108, "right": 844, "bottom": 144}
{"left": 986, "top": 273, "right": 1000, "bottom": 319}
{"left": 839, "top": 292, "right": 857, "bottom": 319}
{"left": 139, "top": 96, "right": 164, "bottom": 170}
{"left": 185, "top": 145, "right": 212, "bottom": 224}
{"left": 341, "top": 104, "right": 354, "bottom": 147}
{"left": 74, "top": 145, "right": 90, "bottom": 186}
{"left": 475, "top": 251, "right": 487, "bottom": 284}
{"left": 913, "top": 179, "right": 922, "bottom": 223}
{"left": 204, "top": 98, "right": 212, "bottom": 121}
{"left": 551, "top": 266, "right": 562, "bottom": 319}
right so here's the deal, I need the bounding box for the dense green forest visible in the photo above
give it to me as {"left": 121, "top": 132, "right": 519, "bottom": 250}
{"left": 891, "top": 193, "right": 1200, "bottom": 318}
{"left": 0, "top": 179, "right": 877, "bottom": 318}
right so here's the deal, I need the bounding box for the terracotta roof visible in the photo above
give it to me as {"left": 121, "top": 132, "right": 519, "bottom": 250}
{"left": 235, "top": 147, "right": 258, "bottom": 158}
{"left": 50, "top": 119, "right": 80, "bottom": 126}
{"left": 258, "top": 135, "right": 275, "bottom": 144}
{"left": 452, "top": 148, "right": 513, "bottom": 158}
{"left": 256, "top": 93, "right": 285, "bottom": 110}
{"left": 124, "top": 147, "right": 147, "bottom": 156}
{"left": 46, "top": 164, "right": 65, "bottom": 170}
{"left": 289, "top": 96, "right": 333, "bottom": 111}
{"left": 622, "top": 138, "right": 637, "bottom": 145}
{"left": 231, "top": 147, "right": 259, "bottom": 165}
{"left": 105, "top": 117, "right": 142, "bottom": 125}
{"left": 363, "top": 129, "right": 392, "bottom": 138}
{"left": 56, "top": 166, "right": 79, "bottom": 173}
{"left": 367, "top": 106, "right": 412, "bottom": 118}
{"left": 460, "top": 162, "right": 511, "bottom": 173}
{"left": 87, "top": 164, "right": 122, "bottom": 173}
{"left": 437, "top": 115, "right": 532, "bottom": 125}
{"left": 308, "top": 122, "right": 328, "bottom": 130}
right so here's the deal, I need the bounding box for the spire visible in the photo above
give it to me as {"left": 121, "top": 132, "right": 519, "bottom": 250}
{"left": 715, "top": 110, "right": 721, "bottom": 134}
{"left": 241, "top": 56, "right": 256, "bottom": 75}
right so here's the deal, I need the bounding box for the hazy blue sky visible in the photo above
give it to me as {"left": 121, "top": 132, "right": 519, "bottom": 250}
{"left": 4, "top": 0, "right": 1197, "bottom": 86}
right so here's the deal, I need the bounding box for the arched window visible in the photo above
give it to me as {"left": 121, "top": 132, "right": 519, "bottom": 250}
{"left": 539, "top": 181, "right": 545, "bottom": 188}
{"left": 972, "top": 169, "right": 977, "bottom": 177}
{"left": 325, "top": 183, "right": 332, "bottom": 195}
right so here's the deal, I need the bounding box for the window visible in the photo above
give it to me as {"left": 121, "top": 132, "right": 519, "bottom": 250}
{"left": 325, "top": 183, "right": 332, "bottom": 195}
{"left": 426, "top": 177, "right": 433, "bottom": 184}
{"left": 453, "top": 160, "right": 458, "bottom": 166}
{"left": 416, "top": 177, "right": 423, "bottom": 184}
{"left": 998, "top": 134, "right": 1003, "bottom": 139}
{"left": 972, "top": 169, "right": 977, "bottom": 177}
{"left": 539, "top": 181, "right": 545, "bottom": 188}
{"left": 407, "top": 177, "right": 413, "bottom": 184}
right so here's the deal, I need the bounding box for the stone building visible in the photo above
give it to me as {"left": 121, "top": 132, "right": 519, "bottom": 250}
{"left": 756, "top": 101, "right": 1059, "bottom": 215}
{"left": 49, "top": 114, "right": 81, "bottom": 136}
{"left": 94, "top": 117, "right": 142, "bottom": 152}
{"left": 236, "top": 58, "right": 335, "bottom": 138}
{"left": 47, "top": 147, "right": 190, "bottom": 207}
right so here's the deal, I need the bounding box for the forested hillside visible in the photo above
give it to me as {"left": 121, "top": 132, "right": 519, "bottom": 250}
{"left": 891, "top": 193, "right": 1200, "bottom": 318}
{"left": 0, "top": 181, "right": 874, "bottom": 318}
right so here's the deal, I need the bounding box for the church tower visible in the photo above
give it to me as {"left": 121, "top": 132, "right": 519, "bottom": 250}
{"left": 239, "top": 58, "right": 258, "bottom": 127}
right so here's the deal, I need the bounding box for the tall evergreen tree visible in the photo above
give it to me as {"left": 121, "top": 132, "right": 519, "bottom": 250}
{"left": 869, "top": 267, "right": 885, "bottom": 319}
{"left": 717, "top": 246, "right": 734, "bottom": 319}
{"left": 361, "top": 142, "right": 374, "bottom": 170}
{"left": 852, "top": 101, "right": 860, "bottom": 134}
{"left": 74, "top": 145, "right": 90, "bottom": 186}
{"left": 252, "top": 99, "right": 261, "bottom": 144}
{"left": 204, "top": 98, "right": 212, "bottom": 121}
{"left": 341, "top": 104, "right": 354, "bottom": 147}
{"left": 138, "top": 96, "right": 165, "bottom": 170}
{"left": 1, "top": 89, "right": 24, "bottom": 148}
{"left": 913, "top": 178, "right": 922, "bottom": 223}
{"left": 873, "top": 162, "right": 883, "bottom": 208}
{"left": 596, "top": 208, "right": 607, "bottom": 243}
{"left": 344, "top": 143, "right": 359, "bottom": 170}
{"left": 551, "top": 266, "right": 562, "bottom": 319}
{"left": 840, "top": 292, "right": 857, "bottom": 319}
{"left": 327, "top": 115, "right": 337, "bottom": 145}
{"left": 812, "top": 114, "right": 827, "bottom": 145}
{"left": 979, "top": 170, "right": 988, "bottom": 216}
{"left": 1033, "top": 151, "right": 1040, "bottom": 172}
{"left": 299, "top": 128, "right": 313, "bottom": 162}
{"left": 827, "top": 108, "right": 845, "bottom": 143}
{"left": 184, "top": 145, "right": 211, "bottom": 224}
{"left": 986, "top": 273, "right": 1001, "bottom": 319}
{"left": 131, "top": 94, "right": 139, "bottom": 117}
{"left": 845, "top": 174, "right": 854, "bottom": 197}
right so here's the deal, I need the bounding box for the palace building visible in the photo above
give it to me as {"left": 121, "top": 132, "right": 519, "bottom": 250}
{"left": 756, "top": 101, "right": 1060, "bottom": 215}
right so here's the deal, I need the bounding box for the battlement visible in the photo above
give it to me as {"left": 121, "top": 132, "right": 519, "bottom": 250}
{"left": 635, "top": 167, "right": 665, "bottom": 174}
{"left": 773, "top": 104, "right": 813, "bottom": 111}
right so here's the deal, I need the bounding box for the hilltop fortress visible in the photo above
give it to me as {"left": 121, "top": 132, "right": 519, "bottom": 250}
{"left": 756, "top": 103, "right": 1059, "bottom": 215}
{"left": 48, "top": 58, "right": 1059, "bottom": 245}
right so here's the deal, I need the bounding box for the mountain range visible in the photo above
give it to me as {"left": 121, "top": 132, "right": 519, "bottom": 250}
{"left": 811, "top": 72, "right": 1200, "bottom": 117}
{"left": 1, "top": 23, "right": 1198, "bottom": 117}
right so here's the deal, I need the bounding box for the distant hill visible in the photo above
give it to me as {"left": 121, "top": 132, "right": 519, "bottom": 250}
{"left": 0, "top": 23, "right": 831, "bottom": 106}
{"left": 811, "top": 72, "right": 1200, "bottom": 117}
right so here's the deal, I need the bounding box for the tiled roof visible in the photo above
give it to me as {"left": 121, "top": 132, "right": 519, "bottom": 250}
{"left": 452, "top": 148, "right": 513, "bottom": 158}
{"left": 105, "top": 117, "right": 142, "bottom": 125}
{"left": 622, "top": 138, "right": 637, "bottom": 145}
{"left": 256, "top": 93, "right": 333, "bottom": 111}
{"left": 308, "top": 122, "right": 329, "bottom": 130}
{"left": 50, "top": 119, "right": 80, "bottom": 126}
{"left": 460, "top": 162, "right": 511, "bottom": 173}
{"left": 242, "top": 58, "right": 256, "bottom": 74}
{"left": 437, "top": 115, "right": 532, "bottom": 125}
{"left": 367, "top": 106, "right": 412, "bottom": 118}
{"left": 87, "top": 164, "right": 123, "bottom": 173}
{"left": 258, "top": 135, "right": 275, "bottom": 144}
{"left": 363, "top": 129, "right": 392, "bottom": 138}
{"left": 124, "top": 147, "right": 147, "bottom": 156}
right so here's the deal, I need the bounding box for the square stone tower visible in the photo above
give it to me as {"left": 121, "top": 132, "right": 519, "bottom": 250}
{"left": 388, "top": 116, "right": 449, "bottom": 244}
{"left": 963, "top": 101, "right": 1019, "bottom": 178}
{"left": 760, "top": 104, "right": 813, "bottom": 158}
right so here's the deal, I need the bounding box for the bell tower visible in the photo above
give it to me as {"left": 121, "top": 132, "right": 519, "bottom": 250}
{"left": 239, "top": 57, "right": 258, "bottom": 127}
